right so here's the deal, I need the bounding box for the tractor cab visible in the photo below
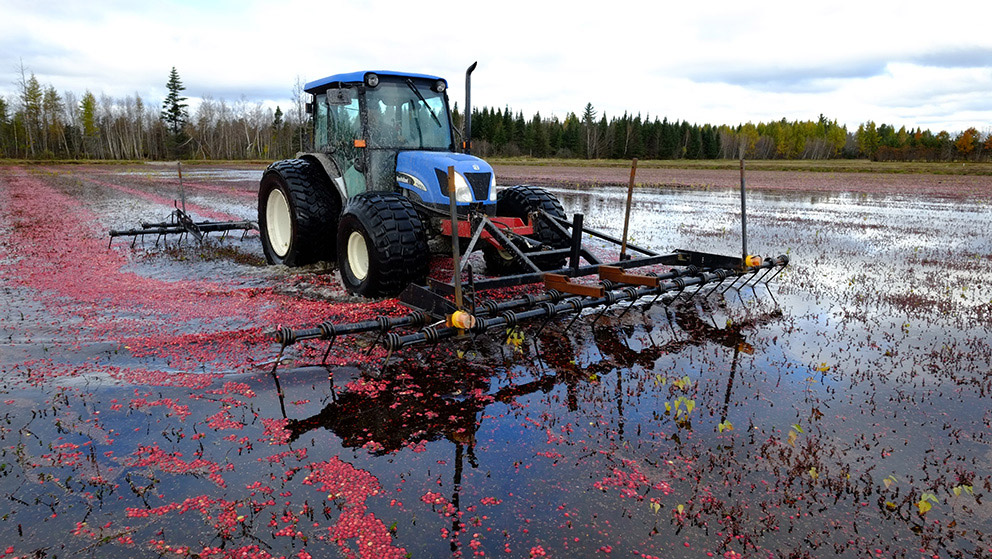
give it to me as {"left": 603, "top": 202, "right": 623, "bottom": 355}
{"left": 305, "top": 71, "right": 495, "bottom": 214}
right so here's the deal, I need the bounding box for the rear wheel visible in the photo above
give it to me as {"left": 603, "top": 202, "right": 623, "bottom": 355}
{"left": 258, "top": 159, "right": 340, "bottom": 266}
{"left": 337, "top": 192, "right": 428, "bottom": 297}
{"left": 484, "top": 185, "right": 569, "bottom": 274}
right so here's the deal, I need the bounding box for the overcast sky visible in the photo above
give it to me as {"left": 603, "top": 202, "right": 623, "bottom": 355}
{"left": 3, "top": 0, "right": 991, "bottom": 134}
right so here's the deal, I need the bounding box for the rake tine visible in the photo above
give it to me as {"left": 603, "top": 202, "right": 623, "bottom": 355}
{"left": 320, "top": 335, "right": 337, "bottom": 365}
{"left": 721, "top": 274, "right": 744, "bottom": 295}
{"left": 589, "top": 304, "right": 612, "bottom": 328}
{"left": 764, "top": 266, "right": 786, "bottom": 284}
{"left": 271, "top": 344, "right": 287, "bottom": 376}
{"left": 531, "top": 337, "right": 543, "bottom": 364}
{"left": 752, "top": 266, "right": 775, "bottom": 285}
{"left": 707, "top": 309, "right": 719, "bottom": 329}
{"left": 365, "top": 331, "right": 385, "bottom": 356}
{"left": 615, "top": 300, "right": 635, "bottom": 321}
{"left": 424, "top": 341, "right": 440, "bottom": 362}
{"left": 764, "top": 282, "right": 780, "bottom": 306}
{"left": 379, "top": 347, "right": 395, "bottom": 375}
{"left": 683, "top": 282, "right": 705, "bottom": 302}
{"left": 734, "top": 285, "right": 746, "bottom": 306}
{"left": 641, "top": 292, "right": 663, "bottom": 313}
{"left": 563, "top": 309, "right": 585, "bottom": 332}
{"left": 703, "top": 277, "right": 726, "bottom": 298}
{"left": 739, "top": 269, "right": 761, "bottom": 290}
{"left": 534, "top": 316, "right": 555, "bottom": 340}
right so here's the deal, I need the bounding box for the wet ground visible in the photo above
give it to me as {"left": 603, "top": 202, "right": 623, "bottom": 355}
{"left": 1, "top": 163, "right": 991, "bottom": 558}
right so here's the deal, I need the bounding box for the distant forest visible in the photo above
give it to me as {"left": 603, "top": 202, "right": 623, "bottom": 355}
{"left": 2, "top": 70, "right": 990, "bottom": 162}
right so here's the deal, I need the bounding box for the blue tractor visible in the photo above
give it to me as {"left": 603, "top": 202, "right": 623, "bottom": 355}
{"left": 258, "top": 65, "right": 569, "bottom": 297}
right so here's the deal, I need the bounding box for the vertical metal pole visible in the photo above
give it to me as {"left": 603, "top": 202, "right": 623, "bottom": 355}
{"left": 569, "top": 213, "right": 584, "bottom": 271}
{"left": 178, "top": 161, "right": 186, "bottom": 213}
{"left": 448, "top": 166, "right": 463, "bottom": 309}
{"left": 619, "top": 158, "right": 637, "bottom": 261}
{"left": 740, "top": 158, "right": 748, "bottom": 262}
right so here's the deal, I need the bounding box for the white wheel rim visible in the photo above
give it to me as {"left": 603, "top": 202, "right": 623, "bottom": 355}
{"left": 347, "top": 230, "right": 370, "bottom": 281}
{"left": 265, "top": 188, "right": 292, "bottom": 258}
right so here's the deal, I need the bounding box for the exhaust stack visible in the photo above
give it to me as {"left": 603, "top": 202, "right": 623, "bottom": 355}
{"left": 464, "top": 61, "right": 477, "bottom": 154}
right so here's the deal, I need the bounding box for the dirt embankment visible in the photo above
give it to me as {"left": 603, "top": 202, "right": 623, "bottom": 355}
{"left": 494, "top": 163, "right": 992, "bottom": 198}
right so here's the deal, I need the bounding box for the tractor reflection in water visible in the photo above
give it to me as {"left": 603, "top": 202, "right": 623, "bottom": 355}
{"left": 274, "top": 299, "right": 782, "bottom": 551}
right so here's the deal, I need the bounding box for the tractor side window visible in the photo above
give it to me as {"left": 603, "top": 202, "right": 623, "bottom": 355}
{"left": 325, "top": 89, "right": 362, "bottom": 151}
{"left": 315, "top": 95, "right": 329, "bottom": 149}
{"left": 322, "top": 88, "right": 366, "bottom": 195}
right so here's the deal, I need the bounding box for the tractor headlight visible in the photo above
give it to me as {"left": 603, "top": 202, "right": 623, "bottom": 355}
{"left": 365, "top": 73, "right": 379, "bottom": 88}
{"left": 489, "top": 174, "right": 497, "bottom": 202}
{"left": 453, "top": 172, "right": 472, "bottom": 203}
{"left": 434, "top": 80, "right": 446, "bottom": 93}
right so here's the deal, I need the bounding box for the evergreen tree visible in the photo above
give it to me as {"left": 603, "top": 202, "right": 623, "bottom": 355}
{"left": 161, "top": 67, "right": 188, "bottom": 134}
{"left": 562, "top": 112, "right": 582, "bottom": 157}
{"left": 160, "top": 67, "right": 189, "bottom": 157}
{"left": 582, "top": 103, "right": 596, "bottom": 158}
{"left": 686, "top": 126, "right": 703, "bottom": 159}
{"left": 659, "top": 118, "right": 678, "bottom": 158}
{"left": 530, "top": 112, "right": 550, "bottom": 157}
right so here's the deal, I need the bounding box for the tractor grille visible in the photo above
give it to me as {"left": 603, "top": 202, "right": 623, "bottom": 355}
{"left": 434, "top": 169, "right": 492, "bottom": 202}
{"left": 464, "top": 172, "right": 492, "bottom": 201}
{"left": 434, "top": 169, "right": 450, "bottom": 197}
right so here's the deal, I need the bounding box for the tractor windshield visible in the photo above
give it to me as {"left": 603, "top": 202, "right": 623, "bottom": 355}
{"left": 366, "top": 78, "right": 452, "bottom": 150}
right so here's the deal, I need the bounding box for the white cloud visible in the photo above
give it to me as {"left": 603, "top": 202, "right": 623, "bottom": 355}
{"left": 2, "top": 0, "right": 991, "bottom": 133}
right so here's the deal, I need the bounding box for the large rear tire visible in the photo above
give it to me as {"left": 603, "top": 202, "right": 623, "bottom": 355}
{"left": 336, "top": 192, "right": 429, "bottom": 298}
{"left": 258, "top": 159, "right": 340, "bottom": 266}
{"left": 484, "top": 185, "right": 569, "bottom": 274}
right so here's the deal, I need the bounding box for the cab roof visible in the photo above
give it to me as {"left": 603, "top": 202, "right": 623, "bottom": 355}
{"left": 304, "top": 71, "right": 446, "bottom": 94}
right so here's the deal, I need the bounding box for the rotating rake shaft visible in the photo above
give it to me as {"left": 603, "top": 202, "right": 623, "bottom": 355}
{"left": 272, "top": 255, "right": 789, "bottom": 356}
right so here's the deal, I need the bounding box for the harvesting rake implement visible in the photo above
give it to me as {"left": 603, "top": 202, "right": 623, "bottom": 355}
{"left": 269, "top": 154, "right": 789, "bottom": 367}
{"left": 108, "top": 163, "right": 256, "bottom": 247}
{"left": 272, "top": 252, "right": 789, "bottom": 364}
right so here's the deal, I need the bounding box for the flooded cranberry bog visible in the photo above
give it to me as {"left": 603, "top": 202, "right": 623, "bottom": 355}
{"left": 1, "top": 163, "right": 990, "bottom": 559}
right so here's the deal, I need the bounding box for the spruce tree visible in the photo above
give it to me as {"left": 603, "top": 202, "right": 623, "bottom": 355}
{"left": 161, "top": 67, "right": 188, "bottom": 133}
{"left": 160, "top": 67, "right": 189, "bottom": 157}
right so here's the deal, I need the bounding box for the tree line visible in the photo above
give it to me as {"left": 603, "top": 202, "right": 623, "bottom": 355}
{"left": 2, "top": 68, "right": 990, "bottom": 162}
{"left": 457, "top": 105, "right": 992, "bottom": 162}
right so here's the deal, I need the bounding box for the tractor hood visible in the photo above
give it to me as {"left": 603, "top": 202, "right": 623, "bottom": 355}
{"left": 395, "top": 151, "right": 496, "bottom": 207}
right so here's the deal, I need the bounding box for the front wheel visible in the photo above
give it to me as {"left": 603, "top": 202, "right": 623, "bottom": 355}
{"left": 485, "top": 185, "right": 570, "bottom": 275}
{"left": 336, "top": 193, "right": 429, "bottom": 298}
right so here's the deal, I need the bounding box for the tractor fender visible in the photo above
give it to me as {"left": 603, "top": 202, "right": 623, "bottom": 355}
{"left": 299, "top": 152, "right": 347, "bottom": 205}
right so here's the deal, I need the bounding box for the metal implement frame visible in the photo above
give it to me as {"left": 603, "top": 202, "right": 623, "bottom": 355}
{"left": 108, "top": 163, "right": 257, "bottom": 247}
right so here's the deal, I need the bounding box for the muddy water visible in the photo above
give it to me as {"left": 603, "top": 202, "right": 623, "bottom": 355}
{"left": 1, "top": 165, "right": 991, "bottom": 558}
